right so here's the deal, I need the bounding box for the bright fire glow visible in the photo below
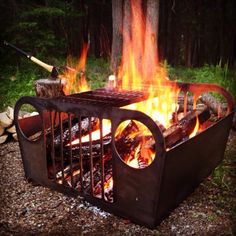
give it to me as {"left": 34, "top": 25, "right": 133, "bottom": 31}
{"left": 62, "top": 44, "right": 90, "bottom": 95}
{"left": 116, "top": 0, "right": 178, "bottom": 129}
{"left": 104, "top": 176, "right": 113, "bottom": 191}
{"left": 189, "top": 116, "right": 199, "bottom": 138}
{"left": 69, "top": 119, "right": 111, "bottom": 145}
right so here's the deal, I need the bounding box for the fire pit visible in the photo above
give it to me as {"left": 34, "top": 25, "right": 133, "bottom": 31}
{"left": 14, "top": 80, "right": 234, "bottom": 228}
{"left": 10, "top": 0, "right": 235, "bottom": 228}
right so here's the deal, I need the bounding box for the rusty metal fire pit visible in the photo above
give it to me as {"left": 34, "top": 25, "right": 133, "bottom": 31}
{"left": 14, "top": 81, "right": 234, "bottom": 228}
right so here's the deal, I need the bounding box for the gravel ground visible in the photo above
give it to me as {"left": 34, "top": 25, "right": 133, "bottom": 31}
{"left": 0, "top": 131, "right": 235, "bottom": 235}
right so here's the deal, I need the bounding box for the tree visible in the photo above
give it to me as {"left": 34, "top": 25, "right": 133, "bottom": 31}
{"left": 110, "top": 0, "right": 160, "bottom": 74}
{"left": 110, "top": 0, "right": 123, "bottom": 72}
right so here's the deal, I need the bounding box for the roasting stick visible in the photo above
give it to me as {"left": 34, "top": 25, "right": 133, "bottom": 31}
{"left": 3, "top": 41, "right": 76, "bottom": 79}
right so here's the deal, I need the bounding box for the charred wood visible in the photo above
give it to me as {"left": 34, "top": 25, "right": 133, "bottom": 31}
{"left": 53, "top": 117, "right": 99, "bottom": 147}
{"left": 164, "top": 107, "right": 211, "bottom": 148}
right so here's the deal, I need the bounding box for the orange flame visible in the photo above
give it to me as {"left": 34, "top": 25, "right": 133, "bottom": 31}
{"left": 189, "top": 116, "right": 199, "bottom": 138}
{"left": 104, "top": 176, "right": 113, "bottom": 191}
{"left": 62, "top": 44, "right": 90, "bottom": 95}
{"left": 116, "top": 0, "right": 178, "bottom": 129}
{"left": 69, "top": 119, "right": 111, "bottom": 146}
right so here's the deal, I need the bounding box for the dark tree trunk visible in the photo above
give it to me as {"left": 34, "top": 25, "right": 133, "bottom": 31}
{"left": 110, "top": 0, "right": 123, "bottom": 73}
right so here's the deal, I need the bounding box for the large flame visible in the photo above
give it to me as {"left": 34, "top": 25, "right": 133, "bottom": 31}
{"left": 116, "top": 0, "right": 178, "bottom": 129}
{"left": 62, "top": 44, "right": 90, "bottom": 95}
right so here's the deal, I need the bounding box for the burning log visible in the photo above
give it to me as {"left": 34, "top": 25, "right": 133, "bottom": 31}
{"left": 115, "top": 107, "right": 211, "bottom": 165}
{"left": 77, "top": 153, "right": 113, "bottom": 202}
{"left": 60, "top": 134, "right": 112, "bottom": 163}
{"left": 53, "top": 117, "right": 99, "bottom": 148}
{"left": 162, "top": 107, "right": 211, "bottom": 148}
{"left": 115, "top": 121, "right": 155, "bottom": 169}
{"left": 55, "top": 162, "right": 81, "bottom": 187}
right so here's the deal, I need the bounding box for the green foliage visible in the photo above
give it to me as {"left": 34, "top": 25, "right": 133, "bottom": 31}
{"left": 0, "top": 57, "right": 110, "bottom": 111}
{"left": 167, "top": 63, "right": 236, "bottom": 99}
{"left": 0, "top": 64, "right": 37, "bottom": 109}
{"left": 86, "top": 57, "right": 110, "bottom": 89}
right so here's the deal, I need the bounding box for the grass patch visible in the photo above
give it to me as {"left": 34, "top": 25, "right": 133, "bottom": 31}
{"left": 0, "top": 59, "right": 235, "bottom": 110}
{"left": 167, "top": 62, "right": 236, "bottom": 99}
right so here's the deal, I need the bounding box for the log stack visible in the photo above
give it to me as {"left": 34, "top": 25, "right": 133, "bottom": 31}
{"left": 0, "top": 106, "right": 39, "bottom": 144}
{"left": 0, "top": 106, "right": 16, "bottom": 144}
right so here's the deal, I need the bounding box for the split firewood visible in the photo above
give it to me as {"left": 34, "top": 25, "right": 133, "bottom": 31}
{"left": 30, "top": 111, "right": 39, "bottom": 117}
{"left": 0, "top": 134, "right": 8, "bottom": 144}
{"left": 79, "top": 154, "right": 113, "bottom": 195}
{"left": 7, "top": 125, "right": 16, "bottom": 134}
{"left": 12, "top": 133, "right": 18, "bottom": 141}
{"left": 0, "top": 125, "right": 4, "bottom": 136}
{"left": 34, "top": 78, "right": 65, "bottom": 98}
{"left": 124, "top": 107, "right": 211, "bottom": 152}
{"left": 61, "top": 134, "right": 112, "bottom": 162}
{"left": 0, "top": 112, "right": 13, "bottom": 128}
{"left": 6, "top": 106, "right": 14, "bottom": 120}
{"left": 53, "top": 117, "right": 99, "bottom": 148}
{"left": 160, "top": 107, "right": 211, "bottom": 148}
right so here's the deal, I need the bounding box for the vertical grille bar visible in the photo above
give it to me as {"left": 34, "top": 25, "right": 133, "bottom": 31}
{"left": 50, "top": 111, "right": 56, "bottom": 180}
{"left": 193, "top": 94, "right": 197, "bottom": 110}
{"left": 68, "top": 114, "right": 75, "bottom": 188}
{"left": 100, "top": 119, "right": 105, "bottom": 200}
{"left": 89, "top": 117, "right": 94, "bottom": 196}
{"left": 59, "top": 112, "right": 65, "bottom": 184}
{"left": 184, "top": 92, "right": 187, "bottom": 116}
{"left": 79, "top": 115, "right": 84, "bottom": 192}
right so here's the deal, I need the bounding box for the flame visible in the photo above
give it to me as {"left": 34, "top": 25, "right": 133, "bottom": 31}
{"left": 62, "top": 44, "right": 90, "bottom": 95}
{"left": 116, "top": 0, "right": 178, "bottom": 129}
{"left": 115, "top": 120, "right": 155, "bottom": 169}
{"left": 189, "top": 116, "right": 199, "bottom": 138}
{"left": 104, "top": 176, "right": 113, "bottom": 191}
{"left": 69, "top": 119, "right": 111, "bottom": 146}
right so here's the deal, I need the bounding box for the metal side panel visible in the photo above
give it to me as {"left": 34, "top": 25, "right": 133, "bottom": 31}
{"left": 155, "top": 112, "right": 234, "bottom": 225}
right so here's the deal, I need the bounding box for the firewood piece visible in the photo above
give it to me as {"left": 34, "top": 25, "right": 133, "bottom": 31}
{"left": 0, "top": 112, "right": 13, "bottom": 128}
{"left": 62, "top": 134, "right": 112, "bottom": 161}
{"left": 147, "top": 107, "right": 211, "bottom": 150}
{"left": 165, "top": 107, "right": 211, "bottom": 147}
{"left": 0, "top": 125, "right": 4, "bottom": 136}
{"left": 7, "top": 125, "right": 16, "bottom": 134}
{"left": 34, "top": 79, "right": 65, "bottom": 98}
{"left": 200, "top": 93, "right": 227, "bottom": 116}
{"left": 30, "top": 112, "right": 39, "bottom": 117}
{"left": 6, "top": 106, "right": 14, "bottom": 120}
{"left": 0, "top": 134, "right": 8, "bottom": 144}
{"left": 12, "top": 133, "right": 18, "bottom": 141}
{"left": 53, "top": 117, "right": 99, "bottom": 147}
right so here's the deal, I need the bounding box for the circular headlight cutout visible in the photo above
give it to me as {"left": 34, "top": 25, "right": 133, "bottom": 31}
{"left": 115, "top": 120, "right": 156, "bottom": 169}
{"left": 17, "top": 103, "right": 42, "bottom": 142}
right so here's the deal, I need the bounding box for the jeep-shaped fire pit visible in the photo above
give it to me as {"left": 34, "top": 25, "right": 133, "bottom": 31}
{"left": 14, "top": 80, "right": 234, "bottom": 228}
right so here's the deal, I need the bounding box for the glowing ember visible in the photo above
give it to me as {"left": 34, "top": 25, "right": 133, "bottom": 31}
{"left": 115, "top": 120, "right": 155, "bottom": 169}
{"left": 69, "top": 119, "right": 111, "bottom": 146}
{"left": 62, "top": 44, "right": 90, "bottom": 95}
{"left": 104, "top": 176, "right": 113, "bottom": 192}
